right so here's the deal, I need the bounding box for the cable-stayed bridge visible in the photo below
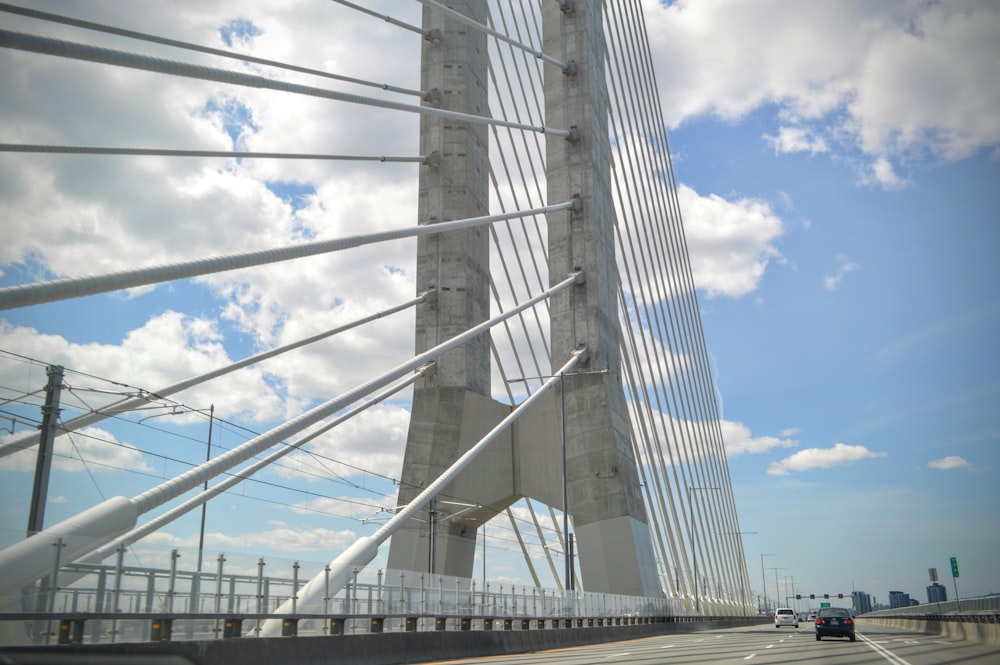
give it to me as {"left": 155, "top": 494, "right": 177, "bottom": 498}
{"left": 0, "top": 0, "right": 754, "bottom": 647}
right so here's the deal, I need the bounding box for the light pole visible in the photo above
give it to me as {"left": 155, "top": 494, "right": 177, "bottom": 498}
{"left": 688, "top": 486, "right": 720, "bottom": 614}
{"left": 766, "top": 567, "right": 786, "bottom": 609}
{"left": 719, "top": 531, "right": 756, "bottom": 616}
{"left": 760, "top": 553, "right": 775, "bottom": 614}
{"left": 508, "top": 368, "right": 608, "bottom": 593}
{"left": 196, "top": 405, "right": 214, "bottom": 577}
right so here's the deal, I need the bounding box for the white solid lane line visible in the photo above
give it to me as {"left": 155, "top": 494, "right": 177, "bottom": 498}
{"left": 860, "top": 633, "right": 914, "bottom": 665}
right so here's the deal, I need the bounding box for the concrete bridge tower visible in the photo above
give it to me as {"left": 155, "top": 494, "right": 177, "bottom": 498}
{"left": 386, "top": 0, "right": 661, "bottom": 598}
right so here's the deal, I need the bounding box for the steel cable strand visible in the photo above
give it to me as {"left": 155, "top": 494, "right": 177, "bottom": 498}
{"left": 0, "top": 274, "right": 581, "bottom": 596}
{"left": 0, "top": 2, "right": 426, "bottom": 96}
{"left": 0, "top": 199, "right": 575, "bottom": 310}
{"left": 630, "top": 14, "right": 747, "bottom": 613}
{"left": 417, "top": 0, "right": 568, "bottom": 69}
{"left": 0, "top": 29, "right": 570, "bottom": 138}
{"left": 0, "top": 291, "right": 433, "bottom": 458}
{"left": 613, "top": 0, "right": 743, "bottom": 599}
{"left": 604, "top": 2, "right": 715, "bottom": 609}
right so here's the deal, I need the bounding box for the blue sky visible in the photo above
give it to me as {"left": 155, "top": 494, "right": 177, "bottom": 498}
{"left": 1, "top": 0, "right": 998, "bottom": 611}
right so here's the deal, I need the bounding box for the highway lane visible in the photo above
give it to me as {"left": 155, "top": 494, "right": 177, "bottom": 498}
{"left": 415, "top": 621, "right": 1000, "bottom": 664}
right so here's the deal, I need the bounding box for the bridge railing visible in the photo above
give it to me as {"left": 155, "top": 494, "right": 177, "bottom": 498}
{"left": 1, "top": 543, "right": 687, "bottom": 646}
{"left": 859, "top": 595, "right": 1000, "bottom": 647}
{"left": 862, "top": 595, "right": 1000, "bottom": 617}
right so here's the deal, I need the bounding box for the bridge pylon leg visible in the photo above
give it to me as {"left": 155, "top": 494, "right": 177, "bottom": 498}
{"left": 387, "top": 0, "right": 661, "bottom": 599}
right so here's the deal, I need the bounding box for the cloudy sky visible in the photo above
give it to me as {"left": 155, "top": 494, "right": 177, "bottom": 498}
{"left": 1, "top": 0, "right": 998, "bottom": 611}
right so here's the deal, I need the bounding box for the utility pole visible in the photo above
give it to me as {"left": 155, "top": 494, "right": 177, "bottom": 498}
{"left": 27, "top": 365, "right": 64, "bottom": 537}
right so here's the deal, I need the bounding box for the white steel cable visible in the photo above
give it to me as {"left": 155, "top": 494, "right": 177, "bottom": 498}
{"left": 612, "top": 0, "right": 741, "bottom": 601}
{"left": 0, "top": 144, "right": 430, "bottom": 162}
{"left": 261, "top": 347, "right": 587, "bottom": 629}
{"left": 506, "top": 507, "right": 542, "bottom": 588}
{"left": 418, "top": 0, "right": 569, "bottom": 70}
{"left": 331, "top": 0, "right": 425, "bottom": 36}
{"left": 0, "top": 291, "right": 434, "bottom": 459}
{"left": 87, "top": 367, "right": 431, "bottom": 564}
{"left": 0, "top": 273, "right": 582, "bottom": 596}
{"left": 0, "top": 199, "right": 577, "bottom": 310}
{"left": 604, "top": 0, "right": 749, "bottom": 612}
{"left": 603, "top": 26, "right": 698, "bottom": 605}
{"left": 610, "top": 69, "right": 713, "bottom": 612}
{"left": 484, "top": 2, "right": 552, "bottom": 396}
{"left": 0, "top": 2, "right": 427, "bottom": 97}
{"left": 130, "top": 271, "right": 581, "bottom": 515}
{"left": 0, "top": 30, "right": 572, "bottom": 138}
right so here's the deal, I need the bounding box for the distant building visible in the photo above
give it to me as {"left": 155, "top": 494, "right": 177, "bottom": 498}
{"left": 889, "top": 590, "right": 911, "bottom": 608}
{"left": 927, "top": 583, "right": 947, "bottom": 604}
{"left": 853, "top": 591, "right": 872, "bottom": 614}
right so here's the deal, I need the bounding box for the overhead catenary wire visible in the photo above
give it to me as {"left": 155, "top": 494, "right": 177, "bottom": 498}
{"left": 83, "top": 365, "right": 433, "bottom": 566}
{"left": 130, "top": 270, "right": 579, "bottom": 515}
{"left": 0, "top": 290, "right": 435, "bottom": 459}
{"left": 0, "top": 199, "right": 577, "bottom": 310}
{"left": 0, "top": 271, "right": 582, "bottom": 597}
{"left": 11, "top": 376, "right": 554, "bottom": 547}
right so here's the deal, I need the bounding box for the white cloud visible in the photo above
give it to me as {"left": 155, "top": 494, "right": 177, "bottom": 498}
{"left": 678, "top": 184, "right": 785, "bottom": 298}
{"left": 642, "top": 0, "right": 1000, "bottom": 179}
{"left": 764, "top": 126, "right": 829, "bottom": 155}
{"left": 720, "top": 421, "right": 798, "bottom": 456}
{"left": 0, "top": 1, "right": 423, "bottom": 421}
{"left": 142, "top": 524, "right": 359, "bottom": 554}
{"left": 823, "top": 254, "right": 861, "bottom": 291}
{"left": 0, "top": 426, "right": 153, "bottom": 474}
{"left": 767, "top": 442, "right": 887, "bottom": 475}
{"left": 0, "top": 313, "right": 285, "bottom": 424}
{"left": 863, "top": 157, "right": 910, "bottom": 190}
{"left": 928, "top": 455, "right": 973, "bottom": 471}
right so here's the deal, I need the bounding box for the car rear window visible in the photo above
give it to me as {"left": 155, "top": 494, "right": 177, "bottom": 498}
{"left": 777, "top": 609, "right": 794, "bottom": 614}
{"left": 819, "top": 609, "right": 849, "bottom": 617}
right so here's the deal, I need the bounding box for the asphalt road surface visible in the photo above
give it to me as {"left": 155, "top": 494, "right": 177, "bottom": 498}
{"left": 416, "top": 621, "right": 1000, "bottom": 664}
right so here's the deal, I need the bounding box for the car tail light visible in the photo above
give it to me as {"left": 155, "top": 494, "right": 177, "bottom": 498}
{"left": 815, "top": 618, "right": 826, "bottom": 625}
{"left": 845, "top": 618, "right": 853, "bottom": 625}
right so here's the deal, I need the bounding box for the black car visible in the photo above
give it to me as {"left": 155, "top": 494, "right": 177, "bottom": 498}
{"left": 814, "top": 607, "right": 855, "bottom": 641}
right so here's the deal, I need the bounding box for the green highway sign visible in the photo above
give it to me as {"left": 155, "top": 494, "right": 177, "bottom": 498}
{"left": 950, "top": 557, "right": 960, "bottom": 578}
{"left": 820, "top": 602, "right": 831, "bottom": 608}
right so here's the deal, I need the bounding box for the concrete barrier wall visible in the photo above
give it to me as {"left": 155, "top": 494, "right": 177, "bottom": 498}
{"left": 859, "top": 617, "right": 1000, "bottom": 647}
{"left": 0, "top": 618, "right": 768, "bottom": 665}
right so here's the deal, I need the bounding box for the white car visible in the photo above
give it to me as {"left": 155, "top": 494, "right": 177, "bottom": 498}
{"left": 774, "top": 607, "right": 799, "bottom": 628}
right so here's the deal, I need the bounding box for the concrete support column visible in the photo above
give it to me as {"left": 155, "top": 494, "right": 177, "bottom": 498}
{"left": 387, "top": 0, "right": 492, "bottom": 578}
{"left": 542, "top": 1, "right": 661, "bottom": 598}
